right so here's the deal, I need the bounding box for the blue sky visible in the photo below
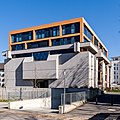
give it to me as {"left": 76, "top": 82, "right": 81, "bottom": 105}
{"left": 0, "top": 0, "right": 119, "bottom": 61}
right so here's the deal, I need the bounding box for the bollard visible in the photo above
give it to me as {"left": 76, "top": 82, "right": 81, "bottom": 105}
{"left": 59, "top": 106, "right": 64, "bottom": 114}
{"left": 111, "top": 95, "right": 113, "bottom": 106}
{"left": 96, "top": 95, "right": 98, "bottom": 105}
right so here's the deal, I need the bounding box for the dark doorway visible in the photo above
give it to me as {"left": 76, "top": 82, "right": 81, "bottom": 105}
{"left": 34, "top": 80, "right": 48, "bottom": 88}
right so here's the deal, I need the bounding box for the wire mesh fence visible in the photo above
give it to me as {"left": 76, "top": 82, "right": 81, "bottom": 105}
{"left": 7, "top": 88, "right": 51, "bottom": 101}
{"left": 61, "top": 91, "right": 86, "bottom": 105}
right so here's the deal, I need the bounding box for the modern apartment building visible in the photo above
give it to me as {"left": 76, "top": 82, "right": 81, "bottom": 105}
{"left": 3, "top": 17, "right": 110, "bottom": 89}
{"left": 110, "top": 56, "right": 120, "bottom": 86}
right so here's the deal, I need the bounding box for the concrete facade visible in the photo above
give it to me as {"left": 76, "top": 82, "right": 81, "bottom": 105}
{"left": 3, "top": 17, "right": 110, "bottom": 89}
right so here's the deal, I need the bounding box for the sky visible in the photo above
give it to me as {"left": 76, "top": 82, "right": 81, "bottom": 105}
{"left": 0, "top": 0, "right": 120, "bottom": 62}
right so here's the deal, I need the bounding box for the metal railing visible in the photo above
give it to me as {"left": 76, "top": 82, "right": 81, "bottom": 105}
{"left": 61, "top": 91, "right": 86, "bottom": 105}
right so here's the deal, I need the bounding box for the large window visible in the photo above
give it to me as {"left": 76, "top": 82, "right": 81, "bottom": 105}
{"left": 11, "top": 44, "right": 25, "bottom": 51}
{"left": 62, "top": 22, "right": 80, "bottom": 35}
{"left": 36, "top": 26, "right": 59, "bottom": 39}
{"left": 84, "top": 25, "right": 93, "bottom": 41}
{"left": 52, "top": 36, "right": 80, "bottom": 46}
{"left": 27, "top": 41, "right": 49, "bottom": 49}
{"left": 11, "top": 31, "right": 33, "bottom": 43}
{"left": 33, "top": 52, "right": 48, "bottom": 61}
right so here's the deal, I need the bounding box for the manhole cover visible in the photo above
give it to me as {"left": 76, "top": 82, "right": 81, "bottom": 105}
{"left": 108, "top": 109, "right": 116, "bottom": 112}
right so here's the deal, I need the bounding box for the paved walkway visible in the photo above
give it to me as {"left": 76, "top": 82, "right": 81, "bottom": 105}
{"left": 68, "top": 102, "right": 120, "bottom": 120}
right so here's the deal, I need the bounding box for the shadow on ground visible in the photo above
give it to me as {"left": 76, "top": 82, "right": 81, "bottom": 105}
{"left": 88, "top": 113, "right": 120, "bottom": 120}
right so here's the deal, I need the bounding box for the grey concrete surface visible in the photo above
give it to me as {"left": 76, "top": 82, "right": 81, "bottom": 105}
{"left": 1, "top": 102, "right": 120, "bottom": 120}
{"left": 68, "top": 102, "right": 120, "bottom": 120}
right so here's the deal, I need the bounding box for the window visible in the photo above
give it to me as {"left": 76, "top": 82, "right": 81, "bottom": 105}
{"left": 84, "top": 38, "right": 89, "bottom": 42}
{"left": 13, "top": 53, "right": 32, "bottom": 58}
{"left": 27, "top": 41, "right": 49, "bottom": 49}
{"left": 114, "top": 63, "right": 116, "bottom": 66}
{"left": 100, "top": 44, "right": 102, "bottom": 50}
{"left": 94, "top": 37, "right": 98, "bottom": 46}
{"left": 84, "top": 25, "right": 93, "bottom": 41}
{"left": 103, "top": 49, "right": 107, "bottom": 57}
{"left": 33, "top": 52, "right": 48, "bottom": 61}
{"left": 11, "top": 31, "right": 33, "bottom": 43}
{"left": 52, "top": 36, "right": 80, "bottom": 46}
{"left": 36, "top": 26, "right": 59, "bottom": 39}
{"left": 114, "top": 67, "right": 116, "bottom": 70}
{"left": 62, "top": 22, "right": 80, "bottom": 35}
{"left": 117, "top": 67, "right": 118, "bottom": 70}
{"left": 50, "top": 49, "right": 74, "bottom": 55}
{"left": 11, "top": 44, "right": 25, "bottom": 51}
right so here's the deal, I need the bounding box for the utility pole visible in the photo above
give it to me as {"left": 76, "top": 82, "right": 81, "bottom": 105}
{"left": 34, "top": 62, "right": 37, "bottom": 88}
{"left": 63, "top": 70, "right": 66, "bottom": 114}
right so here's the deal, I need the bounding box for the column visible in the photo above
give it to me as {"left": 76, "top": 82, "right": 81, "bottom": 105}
{"left": 60, "top": 25, "right": 62, "bottom": 37}
{"left": 33, "top": 30, "right": 36, "bottom": 40}
{"left": 89, "top": 54, "right": 94, "bottom": 88}
{"left": 95, "top": 57, "right": 98, "bottom": 88}
{"left": 80, "top": 19, "right": 83, "bottom": 42}
{"left": 101, "top": 60, "right": 105, "bottom": 89}
{"left": 107, "top": 65, "right": 110, "bottom": 88}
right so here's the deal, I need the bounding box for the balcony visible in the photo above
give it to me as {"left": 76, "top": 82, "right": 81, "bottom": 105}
{"left": 11, "top": 44, "right": 73, "bottom": 56}
{"left": 97, "top": 50, "right": 110, "bottom": 64}
{"left": 80, "top": 42, "right": 98, "bottom": 54}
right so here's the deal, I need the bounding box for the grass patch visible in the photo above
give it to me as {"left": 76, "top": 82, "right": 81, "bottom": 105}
{"left": 106, "top": 89, "right": 120, "bottom": 93}
{"left": 0, "top": 99, "right": 9, "bottom": 102}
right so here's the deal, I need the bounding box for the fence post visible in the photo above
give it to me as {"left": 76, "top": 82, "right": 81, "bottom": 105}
{"left": 61, "top": 94, "right": 63, "bottom": 105}
{"left": 20, "top": 88, "right": 22, "bottom": 100}
{"left": 8, "top": 92, "right": 9, "bottom": 101}
{"left": 70, "top": 93, "right": 72, "bottom": 104}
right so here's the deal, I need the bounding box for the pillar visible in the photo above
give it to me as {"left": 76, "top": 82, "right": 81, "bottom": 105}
{"left": 101, "top": 60, "right": 105, "bottom": 89}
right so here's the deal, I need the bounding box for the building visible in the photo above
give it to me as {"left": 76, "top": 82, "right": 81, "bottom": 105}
{"left": 0, "top": 63, "right": 4, "bottom": 87}
{"left": 2, "top": 17, "right": 110, "bottom": 89}
{"left": 110, "top": 56, "right": 120, "bottom": 87}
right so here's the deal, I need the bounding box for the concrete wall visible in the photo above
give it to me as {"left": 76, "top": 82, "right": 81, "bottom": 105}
{"left": 9, "top": 97, "right": 51, "bottom": 110}
{"left": 23, "top": 60, "right": 58, "bottom": 80}
{"left": 4, "top": 50, "right": 99, "bottom": 89}
{"left": 49, "top": 51, "right": 92, "bottom": 88}
{"left": 4, "top": 58, "right": 33, "bottom": 87}
{"left": 59, "top": 100, "right": 85, "bottom": 114}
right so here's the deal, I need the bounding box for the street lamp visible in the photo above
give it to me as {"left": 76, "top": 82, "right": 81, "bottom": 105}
{"left": 63, "top": 70, "right": 66, "bottom": 114}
